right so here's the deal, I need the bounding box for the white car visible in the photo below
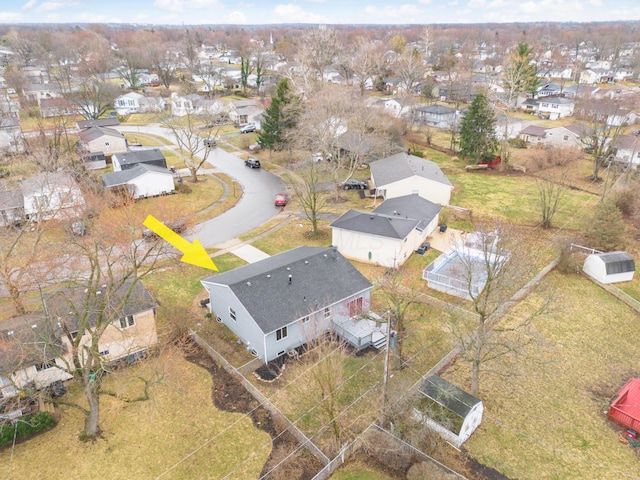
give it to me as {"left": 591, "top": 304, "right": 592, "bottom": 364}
{"left": 240, "top": 124, "right": 256, "bottom": 134}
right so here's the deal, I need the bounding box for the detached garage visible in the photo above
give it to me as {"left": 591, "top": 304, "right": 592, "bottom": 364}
{"left": 583, "top": 251, "right": 635, "bottom": 284}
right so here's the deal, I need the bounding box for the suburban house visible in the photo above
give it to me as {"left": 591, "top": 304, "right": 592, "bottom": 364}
{"left": 0, "top": 180, "right": 24, "bottom": 227}
{"left": 22, "top": 83, "right": 62, "bottom": 103}
{"left": 19, "top": 172, "right": 85, "bottom": 221}
{"left": 77, "top": 117, "right": 120, "bottom": 129}
{"left": 330, "top": 194, "right": 441, "bottom": 268}
{"left": 201, "top": 246, "right": 387, "bottom": 364}
{"left": 413, "top": 375, "right": 484, "bottom": 448}
{"left": 494, "top": 115, "right": 526, "bottom": 140}
{"left": 542, "top": 124, "right": 585, "bottom": 148}
{"left": 608, "top": 378, "right": 640, "bottom": 432}
{"left": 519, "top": 125, "right": 549, "bottom": 144}
{"left": 582, "top": 251, "right": 635, "bottom": 284}
{"left": 228, "top": 99, "right": 264, "bottom": 127}
{"left": 112, "top": 149, "right": 168, "bottom": 172}
{"left": 114, "top": 92, "right": 166, "bottom": 115}
{"left": 170, "top": 92, "right": 228, "bottom": 118}
{"left": 612, "top": 135, "right": 640, "bottom": 167}
{"left": 415, "top": 105, "right": 458, "bottom": 129}
{"left": 381, "top": 97, "right": 415, "bottom": 119}
{"left": 39, "top": 97, "right": 79, "bottom": 118}
{"left": 102, "top": 163, "right": 175, "bottom": 199}
{"left": 536, "top": 82, "right": 563, "bottom": 97}
{"left": 0, "top": 116, "right": 24, "bottom": 153}
{"left": 536, "top": 96, "right": 575, "bottom": 120}
{"left": 0, "top": 280, "right": 159, "bottom": 405}
{"left": 369, "top": 153, "right": 453, "bottom": 206}
{"left": 77, "top": 126, "right": 128, "bottom": 156}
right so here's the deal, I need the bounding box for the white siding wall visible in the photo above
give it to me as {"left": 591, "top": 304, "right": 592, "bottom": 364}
{"left": 381, "top": 177, "right": 452, "bottom": 206}
{"left": 130, "top": 172, "right": 175, "bottom": 198}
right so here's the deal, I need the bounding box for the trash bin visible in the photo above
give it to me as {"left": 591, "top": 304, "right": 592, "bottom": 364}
{"left": 439, "top": 224, "right": 448, "bottom": 233}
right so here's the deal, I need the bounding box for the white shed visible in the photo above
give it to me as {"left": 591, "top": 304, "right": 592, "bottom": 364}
{"left": 583, "top": 251, "right": 635, "bottom": 284}
{"left": 413, "top": 375, "right": 483, "bottom": 447}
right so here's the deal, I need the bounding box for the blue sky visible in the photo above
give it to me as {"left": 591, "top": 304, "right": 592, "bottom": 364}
{"left": 1, "top": 0, "right": 639, "bottom": 25}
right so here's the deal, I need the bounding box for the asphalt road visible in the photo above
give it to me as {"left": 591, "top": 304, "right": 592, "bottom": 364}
{"left": 116, "top": 125, "right": 286, "bottom": 248}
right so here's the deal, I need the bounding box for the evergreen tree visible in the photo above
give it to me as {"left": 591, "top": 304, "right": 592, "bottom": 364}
{"left": 458, "top": 93, "right": 498, "bottom": 163}
{"left": 584, "top": 198, "right": 626, "bottom": 251}
{"left": 503, "top": 42, "right": 540, "bottom": 109}
{"left": 258, "top": 78, "right": 299, "bottom": 152}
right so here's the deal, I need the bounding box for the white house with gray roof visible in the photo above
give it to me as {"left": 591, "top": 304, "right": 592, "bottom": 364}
{"left": 369, "top": 153, "right": 453, "bottom": 206}
{"left": 102, "top": 163, "right": 175, "bottom": 199}
{"left": 201, "top": 246, "right": 386, "bottom": 363}
{"left": 20, "top": 172, "right": 84, "bottom": 221}
{"left": 112, "top": 148, "right": 168, "bottom": 172}
{"left": 330, "top": 194, "right": 441, "bottom": 268}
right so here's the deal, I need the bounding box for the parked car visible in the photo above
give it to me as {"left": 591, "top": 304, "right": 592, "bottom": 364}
{"left": 240, "top": 124, "right": 256, "bottom": 134}
{"left": 203, "top": 138, "right": 216, "bottom": 148}
{"left": 275, "top": 193, "right": 289, "bottom": 207}
{"left": 415, "top": 242, "right": 431, "bottom": 255}
{"left": 312, "top": 152, "right": 332, "bottom": 162}
{"left": 244, "top": 158, "right": 261, "bottom": 168}
{"left": 341, "top": 179, "right": 369, "bottom": 190}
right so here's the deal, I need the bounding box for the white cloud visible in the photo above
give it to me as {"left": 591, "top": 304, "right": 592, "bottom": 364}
{"left": 154, "top": 0, "right": 184, "bottom": 12}
{"left": 364, "top": 4, "right": 423, "bottom": 19}
{"left": 273, "top": 4, "right": 327, "bottom": 23}
{"left": 466, "top": 0, "right": 486, "bottom": 8}
{"left": 21, "top": 0, "right": 37, "bottom": 10}
{"left": 37, "top": 1, "right": 81, "bottom": 12}
{"left": 223, "top": 11, "right": 248, "bottom": 23}
{"left": 418, "top": 0, "right": 433, "bottom": 4}
{"left": 188, "top": 0, "right": 223, "bottom": 8}
{"left": 0, "top": 12, "right": 24, "bottom": 21}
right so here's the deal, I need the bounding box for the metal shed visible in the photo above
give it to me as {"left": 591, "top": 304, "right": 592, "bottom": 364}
{"left": 583, "top": 251, "right": 635, "bottom": 284}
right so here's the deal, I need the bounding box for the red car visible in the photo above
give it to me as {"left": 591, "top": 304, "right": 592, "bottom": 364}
{"left": 275, "top": 193, "right": 289, "bottom": 207}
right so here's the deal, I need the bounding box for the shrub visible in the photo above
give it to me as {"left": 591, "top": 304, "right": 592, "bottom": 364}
{"left": 0, "top": 411, "right": 55, "bottom": 447}
{"left": 508, "top": 137, "right": 528, "bottom": 149}
{"left": 583, "top": 198, "right": 626, "bottom": 251}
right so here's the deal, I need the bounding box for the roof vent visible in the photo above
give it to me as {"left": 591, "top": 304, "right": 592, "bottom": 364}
{"left": 247, "top": 281, "right": 251, "bottom": 286}
{"left": 304, "top": 260, "right": 309, "bottom": 264}
{"left": 289, "top": 274, "right": 292, "bottom": 284}
{"left": 267, "top": 274, "right": 271, "bottom": 278}
{"left": 286, "top": 267, "right": 291, "bottom": 271}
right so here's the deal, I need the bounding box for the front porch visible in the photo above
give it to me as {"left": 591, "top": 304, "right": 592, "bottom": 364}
{"left": 332, "top": 312, "right": 388, "bottom": 350}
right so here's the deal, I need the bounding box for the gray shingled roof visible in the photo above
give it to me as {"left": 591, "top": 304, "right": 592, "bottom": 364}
{"left": 0, "top": 180, "right": 23, "bottom": 211}
{"left": 417, "top": 104, "right": 456, "bottom": 115}
{"left": 596, "top": 251, "right": 635, "bottom": 275}
{"left": 102, "top": 163, "right": 171, "bottom": 187}
{"left": 77, "top": 125, "right": 123, "bottom": 143}
{"left": 202, "top": 246, "right": 372, "bottom": 333}
{"left": 77, "top": 118, "right": 120, "bottom": 129}
{"left": 331, "top": 194, "right": 441, "bottom": 239}
{"left": 520, "top": 125, "right": 549, "bottom": 137}
{"left": 19, "top": 172, "right": 77, "bottom": 196}
{"left": 330, "top": 209, "right": 419, "bottom": 239}
{"left": 370, "top": 153, "right": 453, "bottom": 189}
{"left": 419, "top": 375, "right": 481, "bottom": 421}
{"left": 112, "top": 149, "right": 167, "bottom": 170}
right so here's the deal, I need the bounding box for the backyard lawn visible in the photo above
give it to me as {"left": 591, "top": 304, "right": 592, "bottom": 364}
{"left": 445, "top": 271, "right": 640, "bottom": 479}
{"left": 0, "top": 349, "right": 271, "bottom": 480}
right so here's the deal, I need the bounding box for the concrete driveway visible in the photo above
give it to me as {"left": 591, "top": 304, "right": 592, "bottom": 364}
{"left": 116, "top": 125, "right": 286, "bottom": 248}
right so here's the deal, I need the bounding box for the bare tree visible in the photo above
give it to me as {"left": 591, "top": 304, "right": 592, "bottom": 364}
{"left": 446, "top": 221, "right": 547, "bottom": 396}
{"left": 163, "top": 111, "right": 214, "bottom": 183}
{"left": 575, "top": 95, "right": 629, "bottom": 181}
{"left": 292, "top": 160, "right": 326, "bottom": 236}
{"left": 301, "top": 26, "right": 342, "bottom": 82}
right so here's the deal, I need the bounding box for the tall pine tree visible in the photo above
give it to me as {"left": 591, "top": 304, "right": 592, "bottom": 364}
{"left": 258, "top": 78, "right": 299, "bottom": 153}
{"left": 459, "top": 93, "right": 498, "bottom": 164}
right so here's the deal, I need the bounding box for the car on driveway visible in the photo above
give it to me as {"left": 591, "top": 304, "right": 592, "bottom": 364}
{"left": 203, "top": 138, "right": 216, "bottom": 148}
{"left": 244, "top": 158, "right": 261, "bottom": 168}
{"left": 240, "top": 124, "right": 256, "bottom": 134}
{"left": 274, "top": 192, "right": 289, "bottom": 207}
{"left": 341, "top": 179, "right": 369, "bottom": 190}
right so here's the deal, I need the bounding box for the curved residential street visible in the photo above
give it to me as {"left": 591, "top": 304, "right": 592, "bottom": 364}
{"left": 116, "top": 125, "right": 286, "bottom": 248}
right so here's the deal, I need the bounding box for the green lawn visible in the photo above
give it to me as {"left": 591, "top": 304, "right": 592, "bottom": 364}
{"left": 448, "top": 272, "right": 640, "bottom": 479}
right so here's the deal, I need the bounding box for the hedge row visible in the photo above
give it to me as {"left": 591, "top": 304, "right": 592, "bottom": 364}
{"left": 0, "top": 412, "right": 55, "bottom": 447}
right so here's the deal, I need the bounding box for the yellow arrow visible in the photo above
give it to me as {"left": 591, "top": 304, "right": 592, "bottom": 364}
{"left": 143, "top": 215, "right": 218, "bottom": 271}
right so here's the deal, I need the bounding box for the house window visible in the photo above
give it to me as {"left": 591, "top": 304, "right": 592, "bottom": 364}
{"left": 229, "top": 307, "right": 236, "bottom": 321}
{"left": 35, "top": 361, "right": 56, "bottom": 371}
{"left": 104, "top": 142, "right": 110, "bottom": 147}
{"left": 324, "top": 307, "right": 331, "bottom": 319}
{"left": 563, "top": 135, "right": 569, "bottom": 141}
{"left": 99, "top": 349, "right": 110, "bottom": 356}
{"left": 349, "top": 297, "right": 364, "bottom": 317}
{"left": 119, "top": 315, "right": 135, "bottom": 329}
{"left": 302, "top": 316, "right": 310, "bottom": 324}
{"left": 276, "top": 326, "right": 288, "bottom": 341}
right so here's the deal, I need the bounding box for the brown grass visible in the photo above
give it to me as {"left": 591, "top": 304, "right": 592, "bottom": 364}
{"left": 0, "top": 348, "right": 271, "bottom": 479}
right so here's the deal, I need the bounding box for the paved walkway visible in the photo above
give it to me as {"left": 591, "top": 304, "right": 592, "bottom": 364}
{"left": 231, "top": 244, "right": 271, "bottom": 263}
